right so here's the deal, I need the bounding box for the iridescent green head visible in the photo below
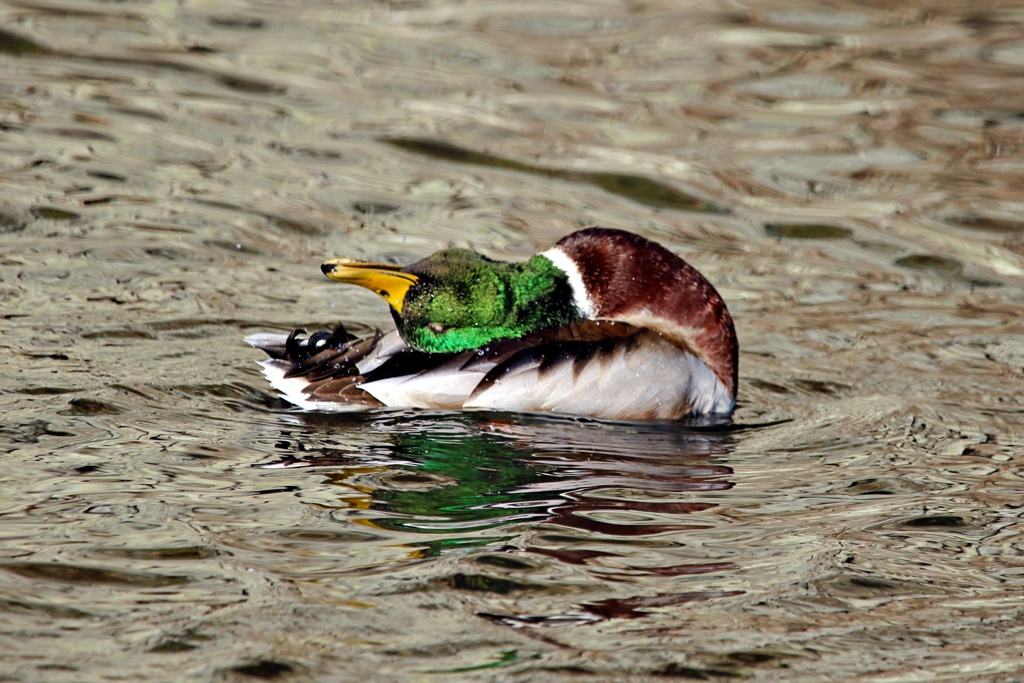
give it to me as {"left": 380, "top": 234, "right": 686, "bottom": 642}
{"left": 321, "top": 247, "right": 582, "bottom": 353}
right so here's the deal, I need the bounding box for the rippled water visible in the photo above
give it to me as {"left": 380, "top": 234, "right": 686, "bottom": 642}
{"left": 2, "top": 0, "right": 1023, "bottom": 680}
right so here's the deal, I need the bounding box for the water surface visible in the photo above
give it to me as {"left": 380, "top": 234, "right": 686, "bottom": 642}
{"left": 2, "top": 0, "right": 1023, "bottom": 681}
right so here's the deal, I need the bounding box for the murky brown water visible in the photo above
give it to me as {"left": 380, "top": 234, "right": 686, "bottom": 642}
{"left": 2, "top": 0, "right": 1024, "bottom": 680}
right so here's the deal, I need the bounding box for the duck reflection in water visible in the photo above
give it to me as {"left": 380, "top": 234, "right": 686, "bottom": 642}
{"left": 257, "top": 410, "right": 744, "bottom": 624}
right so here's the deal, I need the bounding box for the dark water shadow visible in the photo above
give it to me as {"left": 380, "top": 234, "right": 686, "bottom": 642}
{"left": 384, "top": 138, "right": 724, "bottom": 213}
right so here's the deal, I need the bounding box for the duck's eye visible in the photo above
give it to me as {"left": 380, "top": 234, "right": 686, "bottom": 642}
{"left": 427, "top": 322, "right": 446, "bottom": 334}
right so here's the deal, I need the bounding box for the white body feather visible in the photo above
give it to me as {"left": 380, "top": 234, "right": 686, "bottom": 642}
{"left": 248, "top": 330, "right": 732, "bottom": 420}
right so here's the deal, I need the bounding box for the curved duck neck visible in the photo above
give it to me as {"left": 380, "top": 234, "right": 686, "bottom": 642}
{"left": 507, "top": 255, "right": 585, "bottom": 334}
{"left": 552, "top": 228, "right": 738, "bottom": 398}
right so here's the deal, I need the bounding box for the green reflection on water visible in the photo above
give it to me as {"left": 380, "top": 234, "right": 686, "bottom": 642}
{"left": 299, "top": 412, "right": 734, "bottom": 557}
{"left": 366, "top": 425, "right": 564, "bottom": 536}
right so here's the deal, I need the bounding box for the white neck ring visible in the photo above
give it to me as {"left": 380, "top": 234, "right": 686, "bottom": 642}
{"left": 540, "top": 247, "right": 597, "bottom": 318}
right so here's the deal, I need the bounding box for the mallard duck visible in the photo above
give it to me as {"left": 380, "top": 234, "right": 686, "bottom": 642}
{"left": 246, "top": 227, "right": 737, "bottom": 420}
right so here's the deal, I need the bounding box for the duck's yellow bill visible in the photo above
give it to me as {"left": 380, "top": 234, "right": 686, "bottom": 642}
{"left": 321, "top": 259, "right": 419, "bottom": 313}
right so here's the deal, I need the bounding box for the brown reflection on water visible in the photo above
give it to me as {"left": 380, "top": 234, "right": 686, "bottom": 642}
{"left": 247, "top": 410, "right": 745, "bottom": 634}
